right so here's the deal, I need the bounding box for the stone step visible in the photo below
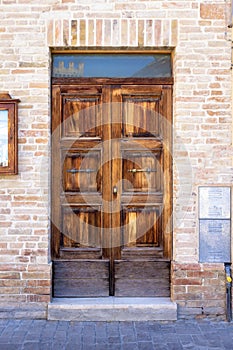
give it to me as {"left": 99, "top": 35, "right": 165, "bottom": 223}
{"left": 47, "top": 297, "right": 177, "bottom": 321}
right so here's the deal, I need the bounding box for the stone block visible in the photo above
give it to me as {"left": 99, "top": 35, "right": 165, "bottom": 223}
{"left": 48, "top": 297, "right": 177, "bottom": 322}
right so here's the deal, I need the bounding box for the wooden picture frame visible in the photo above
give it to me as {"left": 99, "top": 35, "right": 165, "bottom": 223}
{"left": 0, "top": 93, "right": 20, "bottom": 175}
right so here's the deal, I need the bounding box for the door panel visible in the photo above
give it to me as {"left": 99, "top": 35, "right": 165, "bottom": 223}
{"left": 114, "top": 260, "right": 170, "bottom": 297}
{"left": 62, "top": 206, "right": 102, "bottom": 249}
{"left": 52, "top": 82, "right": 172, "bottom": 297}
{"left": 122, "top": 86, "right": 162, "bottom": 137}
{"left": 122, "top": 206, "right": 161, "bottom": 247}
{"left": 122, "top": 150, "right": 161, "bottom": 192}
{"left": 62, "top": 150, "right": 102, "bottom": 193}
{"left": 52, "top": 85, "right": 110, "bottom": 297}
{"left": 110, "top": 85, "right": 171, "bottom": 296}
{"left": 62, "top": 90, "right": 101, "bottom": 138}
{"left": 53, "top": 260, "right": 109, "bottom": 297}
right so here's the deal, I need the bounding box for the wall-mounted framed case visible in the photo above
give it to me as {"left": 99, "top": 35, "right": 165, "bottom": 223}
{"left": 0, "top": 93, "right": 20, "bottom": 175}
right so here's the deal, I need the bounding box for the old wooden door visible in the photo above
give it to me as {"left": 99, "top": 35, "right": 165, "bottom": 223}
{"left": 51, "top": 81, "right": 172, "bottom": 297}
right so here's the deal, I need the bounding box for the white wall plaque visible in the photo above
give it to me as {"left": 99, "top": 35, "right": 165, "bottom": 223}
{"left": 199, "top": 186, "right": 231, "bottom": 219}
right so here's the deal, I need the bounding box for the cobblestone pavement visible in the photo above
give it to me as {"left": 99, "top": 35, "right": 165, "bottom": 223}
{"left": 1, "top": 319, "right": 233, "bottom": 350}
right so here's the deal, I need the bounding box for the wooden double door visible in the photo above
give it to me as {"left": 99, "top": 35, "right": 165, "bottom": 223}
{"left": 52, "top": 80, "right": 172, "bottom": 297}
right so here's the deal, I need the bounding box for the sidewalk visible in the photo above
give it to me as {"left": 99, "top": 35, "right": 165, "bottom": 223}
{"left": 0, "top": 318, "right": 233, "bottom": 350}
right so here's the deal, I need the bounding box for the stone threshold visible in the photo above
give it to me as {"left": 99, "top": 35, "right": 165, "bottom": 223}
{"left": 48, "top": 297, "right": 177, "bottom": 321}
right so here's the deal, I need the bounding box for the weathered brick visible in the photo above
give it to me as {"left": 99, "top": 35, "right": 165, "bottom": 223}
{"left": 22, "top": 272, "right": 51, "bottom": 279}
{"left": 0, "top": 272, "right": 20, "bottom": 279}
{"left": 88, "top": 19, "right": 94, "bottom": 46}
{"left": 96, "top": 19, "right": 102, "bottom": 46}
{"left": 173, "top": 278, "right": 202, "bottom": 286}
{"left": 0, "top": 0, "right": 231, "bottom": 320}
{"left": 71, "top": 19, "right": 77, "bottom": 45}
{"left": 121, "top": 19, "right": 128, "bottom": 46}
{"left": 138, "top": 19, "right": 144, "bottom": 46}
{"left": 80, "top": 19, "right": 86, "bottom": 46}
{"left": 200, "top": 4, "right": 225, "bottom": 20}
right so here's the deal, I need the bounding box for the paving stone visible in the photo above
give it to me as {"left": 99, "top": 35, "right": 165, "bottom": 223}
{"left": 178, "top": 334, "right": 194, "bottom": 345}
{"left": 152, "top": 336, "right": 166, "bottom": 346}
{"left": 54, "top": 330, "right": 67, "bottom": 339}
{"left": 83, "top": 344, "right": 96, "bottom": 350}
{"left": 183, "top": 346, "right": 207, "bottom": 350}
{"left": 122, "top": 343, "right": 139, "bottom": 350}
{"left": 96, "top": 335, "right": 108, "bottom": 343}
{"left": 222, "top": 337, "right": 233, "bottom": 349}
{"left": 51, "top": 341, "right": 66, "bottom": 350}
{"left": 162, "top": 333, "right": 179, "bottom": 342}
{"left": 66, "top": 342, "right": 82, "bottom": 350}
{"left": 136, "top": 331, "right": 152, "bottom": 341}
{"left": 22, "top": 342, "right": 41, "bottom": 350}
{"left": 0, "top": 336, "right": 10, "bottom": 343}
{"left": 108, "top": 335, "right": 121, "bottom": 343}
{"left": 106, "top": 323, "right": 120, "bottom": 336}
{"left": 192, "top": 335, "right": 208, "bottom": 346}
{"left": 1, "top": 318, "right": 233, "bottom": 349}
{"left": 146, "top": 322, "right": 162, "bottom": 332}
{"left": 138, "top": 341, "right": 154, "bottom": 350}
{"left": 67, "top": 332, "right": 82, "bottom": 342}
{"left": 96, "top": 340, "right": 109, "bottom": 346}
{"left": 160, "top": 325, "right": 176, "bottom": 333}
{"left": 55, "top": 322, "right": 65, "bottom": 328}
{"left": 96, "top": 345, "right": 107, "bottom": 350}
{"left": 39, "top": 343, "right": 53, "bottom": 350}
{"left": 0, "top": 345, "right": 22, "bottom": 350}
{"left": 122, "top": 333, "right": 137, "bottom": 342}
{"left": 175, "top": 326, "right": 197, "bottom": 334}
{"left": 107, "top": 344, "right": 121, "bottom": 350}
{"left": 166, "top": 342, "right": 183, "bottom": 350}
{"left": 152, "top": 344, "right": 169, "bottom": 350}
{"left": 120, "top": 322, "right": 135, "bottom": 335}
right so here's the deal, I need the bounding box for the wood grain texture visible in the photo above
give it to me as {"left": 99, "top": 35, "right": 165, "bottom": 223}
{"left": 52, "top": 77, "right": 173, "bottom": 86}
{"left": 52, "top": 80, "right": 172, "bottom": 297}
{"left": 115, "top": 260, "right": 170, "bottom": 297}
{"left": 53, "top": 260, "right": 110, "bottom": 297}
{"left": 115, "top": 279, "right": 170, "bottom": 297}
{"left": 60, "top": 248, "right": 102, "bottom": 259}
{"left": 53, "top": 260, "right": 109, "bottom": 278}
{"left": 121, "top": 247, "right": 164, "bottom": 259}
{"left": 54, "top": 279, "right": 109, "bottom": 297}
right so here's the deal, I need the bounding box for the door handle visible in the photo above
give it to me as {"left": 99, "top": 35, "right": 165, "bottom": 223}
{"left": 113, "top": 186, "right": 118, "bottom": 195}
{"left": 127, "top": 168, "right": 156, "bottom": 174}
{"left": 66, "top": 168, "right": 96, "bottom": 174}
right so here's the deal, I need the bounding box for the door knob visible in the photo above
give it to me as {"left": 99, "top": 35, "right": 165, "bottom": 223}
{"left": 127, "top": 168, "right": 156, "bottom": 173}
{"left": 113, "top": 186, "right": 117, "bottom": 195}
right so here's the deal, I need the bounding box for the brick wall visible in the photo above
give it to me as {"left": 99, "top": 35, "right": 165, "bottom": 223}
{"left": 172, "top": 262, "right": 226, "bottom": 320}
{"left": 0, "top": 0, "right": 232, "bottom": 318}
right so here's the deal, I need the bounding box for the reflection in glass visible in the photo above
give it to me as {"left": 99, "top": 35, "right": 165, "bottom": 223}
{"left": 0, "top": 110, "right": 8, "bottom": 167}
{"left": 52, "top": 54, "right": 172, "bottom": 78}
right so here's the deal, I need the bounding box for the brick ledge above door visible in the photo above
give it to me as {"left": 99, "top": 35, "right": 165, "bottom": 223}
{"left": 46, "top": 19, "right": 178, "bottom": 47}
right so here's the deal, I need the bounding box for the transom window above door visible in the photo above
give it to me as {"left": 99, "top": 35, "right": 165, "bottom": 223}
{"left": 52, "top": 53, "right": 172, "bottom": 78}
